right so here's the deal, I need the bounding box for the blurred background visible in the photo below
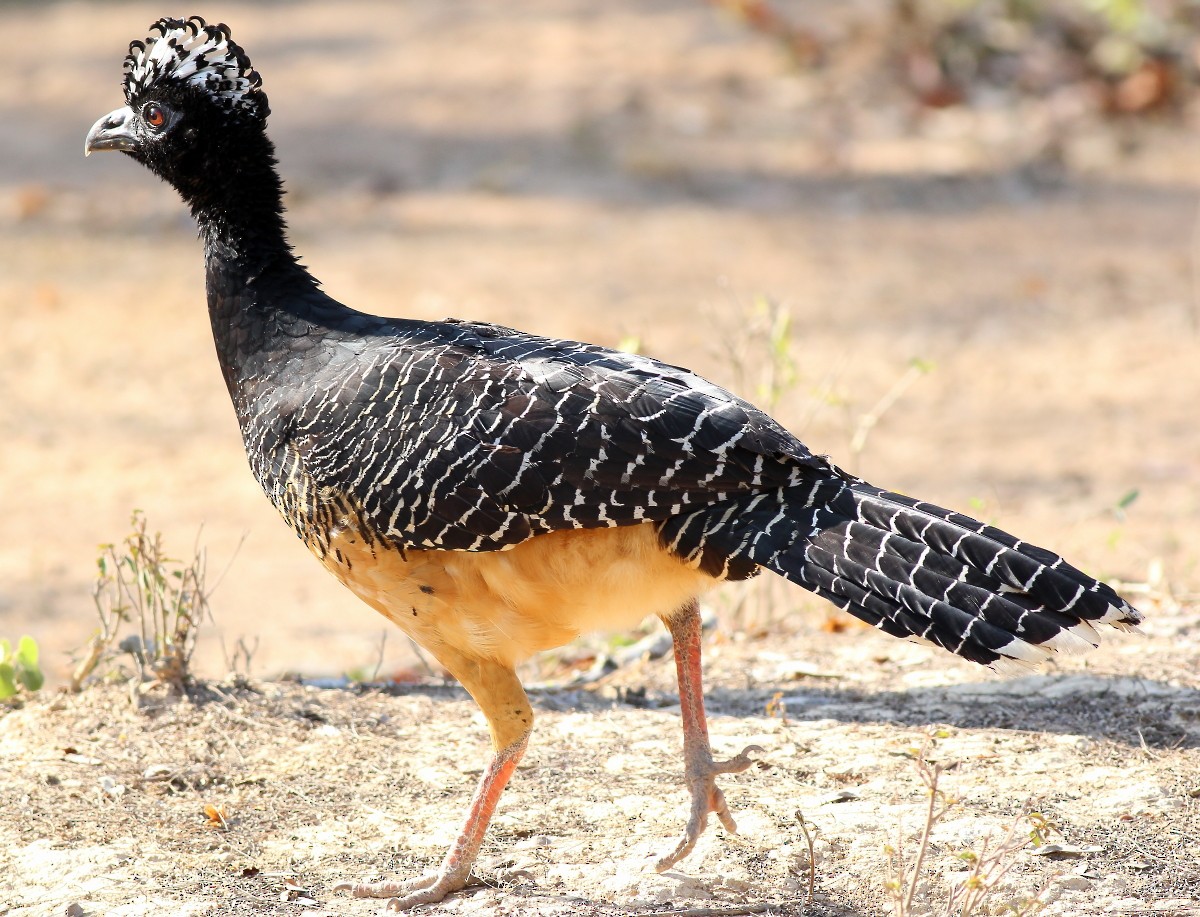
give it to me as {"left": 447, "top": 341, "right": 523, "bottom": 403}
{"left": 0, "top": 0, "right": 1197, "bottom": 687}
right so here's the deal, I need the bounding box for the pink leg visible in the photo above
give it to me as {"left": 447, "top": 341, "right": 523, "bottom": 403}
{"left": 656, "top": 601, "right": 761, "bottom": 872}
{"left": 336, "top": 650, "right": 533, "bottom": 911}
{"left": 336, "top": 730, "right": 528, "bottom": 910}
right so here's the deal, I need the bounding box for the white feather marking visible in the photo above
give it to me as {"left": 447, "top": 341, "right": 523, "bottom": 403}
{"left": 124, "top": 16, "right": 264, "bottom": 117}
{"left": 1039, "top": 623, "right": 1100, "bottom": 655}
{"left": 989, "top": 655, "right": 1039, "bottom": 676}
{"left": 1097, "top": 599, "right": 1144, "bottom": 628}
{"left": 994, "top": 635, "right": 1053, "bottom": 665}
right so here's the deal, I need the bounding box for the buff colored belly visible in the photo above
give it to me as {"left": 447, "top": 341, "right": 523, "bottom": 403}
{"left": 313, "top": 522, "right": 719, "bottom": 669}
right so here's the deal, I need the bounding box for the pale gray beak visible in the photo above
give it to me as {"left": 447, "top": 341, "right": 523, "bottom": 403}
{"left": 85, "top": 106, "right": 137, "bottom": 156}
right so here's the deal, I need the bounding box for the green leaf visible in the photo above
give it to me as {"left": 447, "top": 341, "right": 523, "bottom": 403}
{"left": 17, "top": 665, "right": 43, "bottom": 692}
{"left": 616, "top": 335, "right": 641, "bottom": 355}
{"left": 1112, "top": 488, "right": 1140, "bottom": 523}
{"left": 0, "top": 638, "right": 10, "bottom": 663}
{"left": 909, "top": 356, "right": 935, "bottom": 374}
{"left": 0, "top": 663, "right": 16, "bottom": 699}
{"left": 17, "top": 636, "right": 38, "bottom": 667}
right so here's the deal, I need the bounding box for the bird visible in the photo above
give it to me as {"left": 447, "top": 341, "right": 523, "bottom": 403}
{"left": 86, "top": 16, "right": 1141, "bottom": 911}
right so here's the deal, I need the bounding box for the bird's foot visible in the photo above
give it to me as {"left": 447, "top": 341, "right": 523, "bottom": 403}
{"left": 334, "top": 866, "right": 474, "bottom": 911}
{"left": 654, "top": 743, "right": 763, "bottom": 872}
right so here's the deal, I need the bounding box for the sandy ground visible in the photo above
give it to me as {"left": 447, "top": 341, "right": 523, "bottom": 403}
{"left": 1, "top": 1, "right": 1198, "bottom": 914}
{"left": 1, "top": 609, "right": 1197, "bottom": 916}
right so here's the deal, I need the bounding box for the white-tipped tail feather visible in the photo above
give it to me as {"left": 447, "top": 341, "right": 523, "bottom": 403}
{"left": 681, "top": 472, "right": 1142, "bottom": 671}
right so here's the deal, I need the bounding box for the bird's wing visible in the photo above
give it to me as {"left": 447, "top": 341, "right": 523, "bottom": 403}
{"left": 279, "top": 318, "right": 828, "bottom": 553}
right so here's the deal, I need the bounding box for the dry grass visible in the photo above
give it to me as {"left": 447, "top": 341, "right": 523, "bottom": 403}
{"left": 883, "top": 736, "right": 1057, "bottom": 917}
{"left": 70, "top": 512, "right": 215, "bottom": 695}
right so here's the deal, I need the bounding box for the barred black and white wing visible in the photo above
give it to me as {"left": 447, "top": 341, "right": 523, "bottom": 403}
{"left": 259, "top": 317, "right": 820, "bottom": 554}
{"left": 251, "top": 313, "right": 1140, "bottom": 672}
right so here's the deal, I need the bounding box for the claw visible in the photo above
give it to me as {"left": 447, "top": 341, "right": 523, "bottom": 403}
{"left": 655, "top": 744, "right": 764, "bottom": 872}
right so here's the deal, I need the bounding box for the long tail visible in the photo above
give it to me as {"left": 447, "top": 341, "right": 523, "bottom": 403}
{"left": 676, "top": 472, "right": 1142, "bottom": 671}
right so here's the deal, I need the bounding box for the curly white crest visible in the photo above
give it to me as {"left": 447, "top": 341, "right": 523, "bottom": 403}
{"left": 123, "top": 15, "right": 267, "bottom": 119}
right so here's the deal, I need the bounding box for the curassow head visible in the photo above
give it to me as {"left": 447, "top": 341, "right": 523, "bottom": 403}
{"left": 85, "top": 16, "right": 272, "bottom": 206}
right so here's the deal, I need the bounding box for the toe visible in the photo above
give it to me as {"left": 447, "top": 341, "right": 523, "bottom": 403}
{"left": 384, "top": 875, "right": 471, "bottom": 911}
{"left": 335, "top": 880, "right": 405, "bottom": 899}
{"left": 334, "top": 872, "right": 439, "bottom": 901}
{"left": 655, "top": 834, "right": 695, "bottom": 873}
{"left": 711, "top": 744, "right": 764, "bottom": 775}
{"left": 711, "top": 786, "right": 738, "bottom": 834}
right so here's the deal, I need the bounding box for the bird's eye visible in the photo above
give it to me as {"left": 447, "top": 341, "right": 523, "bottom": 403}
{"left": 143, "top": 103, "right": 166, "bottom": 128}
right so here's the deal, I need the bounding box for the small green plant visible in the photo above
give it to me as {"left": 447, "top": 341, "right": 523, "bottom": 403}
{"left": 345, "top": 631, "right": 390, "bottom": 684}
{"left": 72, "top": 511, "right": 213, "bottom": 694}
{"left": 711, "top": 294, "right": 801, "bottom": 417}
{"left": 616, "top": 334, "right": 642, "bottom": 355}
{"left": 0, "top": 636, "right": 45, "bottom": 700}
{"left": 848, "top": 357, "right": 934, "bottom": 469}
{"left": 1112, "top": 487, "right": 1140, "bottom": 523}
{"left": 884, "top": 737, "right": 1057, "bottom": 917}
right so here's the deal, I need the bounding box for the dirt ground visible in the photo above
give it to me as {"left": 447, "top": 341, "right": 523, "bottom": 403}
{"left": 1, "top": 1, "right": 1198, "bottom": 914}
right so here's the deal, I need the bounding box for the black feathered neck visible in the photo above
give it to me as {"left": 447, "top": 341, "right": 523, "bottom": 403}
{"left": 152, "top": 101, "right": 294, "bottom": 271}
{"left": 140, "top": 95, "right": 348, "bottom": 405}
{"left": 192, "top": 128, "right": 303, "bottom": 291}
